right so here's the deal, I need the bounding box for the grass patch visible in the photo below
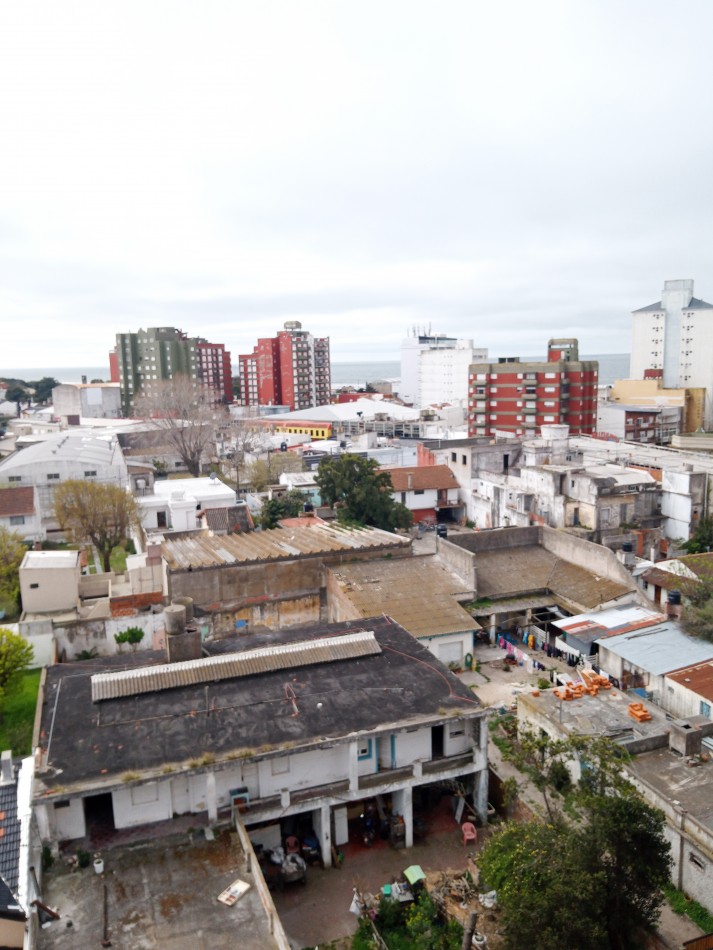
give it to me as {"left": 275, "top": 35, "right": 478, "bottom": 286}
{"left": 109, "top": 545, "right": 128, "bottom": 573}
{"left": 664, "top": 883, "right": 713, "bottom": 932}
{"left": 0, "top": 669, "right": 41, "bottom": 756}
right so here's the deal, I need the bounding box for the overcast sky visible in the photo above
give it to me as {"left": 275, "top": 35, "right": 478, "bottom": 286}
{"left": 1, "top": 1, "right": 712, "bottom": 369}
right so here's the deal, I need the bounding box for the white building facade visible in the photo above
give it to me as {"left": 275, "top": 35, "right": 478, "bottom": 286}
{"left": 630, "top": 279, "right": 713, "bottom": 427}
{"left": 400, "top": 333, "right": 487, "bottom": 408}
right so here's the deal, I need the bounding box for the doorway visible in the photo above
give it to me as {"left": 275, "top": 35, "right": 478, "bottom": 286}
{"left": 431, "top": 725, "right": 444, "bottom": 759}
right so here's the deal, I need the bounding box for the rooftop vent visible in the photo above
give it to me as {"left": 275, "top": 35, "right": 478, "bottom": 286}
{"left": 91, "top": 630, "right": 381, "bottom": 702}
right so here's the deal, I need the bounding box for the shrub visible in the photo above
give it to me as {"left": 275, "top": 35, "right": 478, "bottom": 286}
{"left": 76, "top": 849, "right": 91, "bottom": 868}
{"left": 114, "top": 626, "right": 145, "bottom": 652}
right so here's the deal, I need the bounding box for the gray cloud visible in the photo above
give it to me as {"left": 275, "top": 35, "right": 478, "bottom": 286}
{"left": 1, "top": 0, "right": 713, "bottom": 366}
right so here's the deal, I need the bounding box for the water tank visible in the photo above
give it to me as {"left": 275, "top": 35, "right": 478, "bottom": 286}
{"left": 172, "top": 596, "right": 194, "bottom": 622}
{"left": 164, "top": 603, "right": 187, "bottom": 636}
{"left": 668, "top": 590, "right": 682, "bottom": 606}
{"left": 622, "top": 541, "right": 633, "bottom": 553}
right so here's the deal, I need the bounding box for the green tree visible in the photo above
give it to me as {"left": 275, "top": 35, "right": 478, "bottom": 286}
{"left": 315, "top": 455, "right": 412, "bottom": 532}
{"left": 54, "top": 480, "right": 140, "bottom": 572}
{"left": 480, "top": 733, "right": 672, "bottom": 950}
{"left": 0, "top": 527, "right": 26, "bottom": 617}
{"left": 683, "top": 515, "right": 713, "bottom": 554}
{"left": 680, "top": 580, "right": 713, "bottom": 641}
{"left": 0, "top": 628, "right": 33, "bottom": 705}
{"left": 5, "top": 384, "right": 27, "bottom": 404}
{"left": 480, "top": 820, "right": 607, "bottom": 950}
{"left": 27, "top": 377, "right": 60, "bottom": 404}
{"left": 259, "top": 490, "right": 308, "bottom": 529}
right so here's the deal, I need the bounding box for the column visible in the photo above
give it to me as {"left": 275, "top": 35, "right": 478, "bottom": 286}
{"left": 206, "top": 773, "right": 218, "bottom": 823}
{"left": 402, "top": 787, "right": 413, "bottom": 849}
{"left": 348, "top": 741, "right": 359, "bottom": 792}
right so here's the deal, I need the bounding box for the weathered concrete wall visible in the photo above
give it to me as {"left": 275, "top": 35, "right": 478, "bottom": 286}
{"left": 167, "top": 547, "right": 411, "bottom": 615}
{"left": 211, "top": 593, "right": 322, "bottom": 636}
{"left": 432, "top": 539, "right": 477, "bottom": 593}
{"left": 54, "top": 612, "right": 164, "bottom": 659}
{"left": 448, "top": 525, "right": 541, "bottom": 554}
{"left": 540, "top": 526, "right": 638, "bottom": 592}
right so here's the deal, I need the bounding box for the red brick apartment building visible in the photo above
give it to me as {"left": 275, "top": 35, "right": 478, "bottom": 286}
{"left": 468, "top": 338, "right": 598, "bottom": 438}
{"left": 239, "top": 321, "right": 331, "bottom": 411}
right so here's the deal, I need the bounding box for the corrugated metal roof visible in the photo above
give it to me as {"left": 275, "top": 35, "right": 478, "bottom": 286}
{"left": 162, "top": 522, "right": 410, "bottom": 570}
{"left": 596, "top": 621, "right": 713, "bottom": 676}
{"left": 91, "top": 630, "right": 380, "bottom": 701}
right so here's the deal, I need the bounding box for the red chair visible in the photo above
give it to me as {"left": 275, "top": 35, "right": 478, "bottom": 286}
{"left": 462, "top": 822, "right": 477, "bottom": 847}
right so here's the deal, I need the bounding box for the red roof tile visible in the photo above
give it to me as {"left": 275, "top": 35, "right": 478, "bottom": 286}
{"left": 385, "top": 465, "right": 460, "bottom": 492}
{"left": 0, "top": 487, "right": 34, "bottom": 518}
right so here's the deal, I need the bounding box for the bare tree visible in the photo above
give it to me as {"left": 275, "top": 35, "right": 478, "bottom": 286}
{"left": 54, "top": 481, "right": 140, "bottom": 572}
{"left": 133, "top": 375, "right": 227, "bottom": 477}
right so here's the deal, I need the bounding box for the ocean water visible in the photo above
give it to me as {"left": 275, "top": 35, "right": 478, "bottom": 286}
{"left": 0, "top": 354, "right": 630, "bottom": 391}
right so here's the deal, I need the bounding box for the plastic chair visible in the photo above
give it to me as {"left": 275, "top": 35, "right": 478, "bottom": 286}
{"left": 462, "top": 822, "right": 477, "bottom": 847}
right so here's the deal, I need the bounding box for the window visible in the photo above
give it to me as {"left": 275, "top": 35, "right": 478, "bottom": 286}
{"left": 271, "top": 756, "right": 290, "bottom": 775}
{"left": 414, "top": 489, "right": 424, "bottom": 495}
{"left": 157, "top": 511, "right": 168, "bottom": 529}
{"left": 358, "top": 739, "right": 373, "bottom": 760}
{"left": 451, "top": 452, "right": 457, "bottom": 462}
{"left": 84, "top": 470, "right": 97, "bottom": 478}
{"left": 689, "top": 852, "right": 706, "bottom": 871}
{"left": 9, "top": 516, "right": 25, "bottom": 525}
{"left": 462, "top": 455, "right": 467, "bottom": 465}
{"left": 8, "top": 476, "right": 21, "bottom": 483}
{"left": 701, "top": 700, "right": 712, "bottom": 719}
{"left": 449, "top": 723, "right": 465, "bottom": 738}
{"left": 29, "top": 583, "right": 39, "bottom": 589}
{"left": 47, "top": 473, "right": 60, "bottom": 481}
{"left": 131, "top": 782, "right": 159, "bottom": 805}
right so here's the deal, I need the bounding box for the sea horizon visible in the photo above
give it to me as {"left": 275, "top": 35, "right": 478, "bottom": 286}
{"left": 0, "top": 353, "right": 630, "bottom": 390}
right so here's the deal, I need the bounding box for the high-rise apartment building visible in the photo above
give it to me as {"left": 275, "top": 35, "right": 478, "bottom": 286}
{"left": 630, "top": 279, "right": 713, "bottom": 427}
{"left": 111, "top": 327, "right": 232, "bottom": 416}
{"left": 468, "top": 339, "right": 598, "bottom": 438}
{"left": 238, "top": 322, "right": 331, "bottom": 411}
{"left": 400, "top": 331, "right": 488, "bottom": 408}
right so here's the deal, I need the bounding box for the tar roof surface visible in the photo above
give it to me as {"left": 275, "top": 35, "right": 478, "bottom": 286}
{"left": 36, "top": 618, "right": 479, "bottom": 796}
{"left": 162, "top": 522, "right": 410, "bottom": 570}
{"left": 329, "top": 557, "right": 477, "bottom": 638}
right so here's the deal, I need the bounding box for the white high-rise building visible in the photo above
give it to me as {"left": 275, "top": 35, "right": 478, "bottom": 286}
{"left": 631, "top": 279, "right": 713, "bottom": 427}
{"left": 400, "top": 332, "right": 487, "bottom": 408}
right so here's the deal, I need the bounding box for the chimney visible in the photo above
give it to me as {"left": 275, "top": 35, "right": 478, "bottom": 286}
{"left": 666, "top": 590, "right": 682, "bottom": 621}
{"left": 165, "top": 602, "right": 202, "bottom": 663}
{"left": 669, "top": 719, "right": 702, "bottom": 757}
{"left": 616, "top": 541, "right": 635, "bottom": 571}
{"left": 0, "top": 751, "right": 13, "bottom": 786}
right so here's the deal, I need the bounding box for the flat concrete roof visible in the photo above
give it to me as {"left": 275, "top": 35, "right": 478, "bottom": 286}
{"left": 518, "top": 686, "right": 670, "bottom": 744}
{"left": 21, "top": 550, "right": 79, "bottom": 570}
{"left": 37, "top": 826, "right": 287, "bottom": 949}
{"left": 630, "top": 747, "right": 713, "bottom": 832}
